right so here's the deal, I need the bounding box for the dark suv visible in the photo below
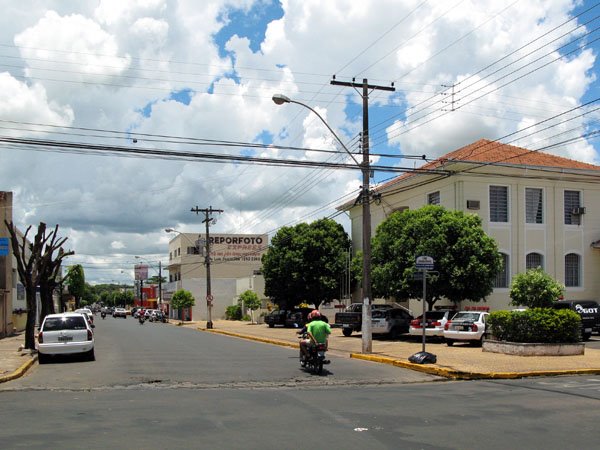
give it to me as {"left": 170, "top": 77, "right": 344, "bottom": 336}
{"left": 552, "top": 300, "right": 600, "bottom": 340}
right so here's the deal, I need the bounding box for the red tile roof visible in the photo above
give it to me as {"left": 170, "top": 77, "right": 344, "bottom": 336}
{"left": 379, "top": 139, "right": 600, "bottom": 191}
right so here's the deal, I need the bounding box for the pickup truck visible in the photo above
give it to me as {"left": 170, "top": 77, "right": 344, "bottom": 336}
{"left": 335, "top": 303, "right": 395, "bottom": 337}
{"left": 552, "top": 300, "right": 600, "bottom": 340}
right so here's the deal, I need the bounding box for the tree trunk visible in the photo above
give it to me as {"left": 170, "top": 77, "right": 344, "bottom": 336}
{"left": 24, "top": 285, "right": 37, "bottom": 350}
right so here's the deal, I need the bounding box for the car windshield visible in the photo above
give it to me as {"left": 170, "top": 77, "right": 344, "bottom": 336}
{"left": 43, "top": 316, "right": 87, "bottom": 331}
{"left": 452, "top": 312, "right": 480, "bottom": 321}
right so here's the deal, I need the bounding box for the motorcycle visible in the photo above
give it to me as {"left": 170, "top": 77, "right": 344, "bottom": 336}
{"left": 101, "top": 311, "right": 106, "bottom": 320}
{"left": 298, "top": 332, "right": 329, "bottom": 375}
{"left": 138, "top": 315, "right": 145, "bottom": 325}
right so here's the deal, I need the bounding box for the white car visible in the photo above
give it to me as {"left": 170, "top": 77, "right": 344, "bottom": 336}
{"left": 113, "top": 307, "right": 127, "bottom": 318}
{"left": 443, "top": 311, "right": 489, "bottom": 346}
{"left": 37, "top": 312, "right": 95, "bottom": 363}
{"left": 409, "top": 310, "right": 455, "bottom": 338}
{"left": 75, "top": 308, "right": 94, "bottom": 325}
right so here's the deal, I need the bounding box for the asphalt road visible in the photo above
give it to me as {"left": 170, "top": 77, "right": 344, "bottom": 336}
{"left": 1, "top": 317, "right": 600, "bottom": 449}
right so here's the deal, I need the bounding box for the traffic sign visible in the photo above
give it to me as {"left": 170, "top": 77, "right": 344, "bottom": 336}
{"left": 206, "top": 294, "right": 214, "bottom": 303}
{"left": 415, "top": 255, "right": 434, "bottom": 270}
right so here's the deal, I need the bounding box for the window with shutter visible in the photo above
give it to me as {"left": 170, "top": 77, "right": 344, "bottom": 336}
{"left": 525, "top": 188, "right": 543, "bottom": 224}
{"left": 490, "top": 186, "right": 508, "bottom": 222}
{"left": 564, "top": 190, "right": 581, "bottom": 225}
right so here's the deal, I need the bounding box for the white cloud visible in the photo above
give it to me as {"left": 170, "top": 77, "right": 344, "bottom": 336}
{"left": 2, "top": 0, "right": 598, "bottom": 283}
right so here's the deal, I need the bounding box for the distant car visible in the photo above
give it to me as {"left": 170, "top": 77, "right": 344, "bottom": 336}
{"left": 409, "top": 310, "right": 455, "bottom": 339}
{"left": 284, "top": 308, "right": 314, "bottom": 328}
{"left": 113, "top": 307, "right": 127, "bottom": 318}
{"left": 264, "top": 310, "right": 289, "bottom": 328}
{"left": 37, "top": 312, "right": 95, "bottom": 363}
{"left": 372, "top": 308, "right": 413, "bottom": 339}
{"left": 75, "top": 308, "right": 94, "bottom": 325}
{"left": 443, "top": 311, "right": 489, "bottom": 346}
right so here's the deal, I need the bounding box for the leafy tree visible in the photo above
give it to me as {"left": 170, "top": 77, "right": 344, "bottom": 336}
{"left": 66, "top": 264, "right": 86, "bottom": 308}
{"left": 371, "top": 205, "right": 502, "bottom": 311}
{"left": 509, "top": 268, "right": 564, "bottom": 308}
{"left": 262, "top": 218, "right": 352, "bottom": 309}
{"left": 240, "top": 290, "right": 261, "bottom": 324}
{"left": 171, "top": 289, "right": 195, "bottom": 324}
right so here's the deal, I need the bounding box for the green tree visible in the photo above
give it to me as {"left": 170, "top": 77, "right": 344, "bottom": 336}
{"left": 509, "top": 268, "right": 564, "bottom": 308}
{"left": 66, "top": 264, "right": 86, "bottom": 308}
{"left": 240, "top": 290, "right": 261, "bottom": 324}
{"left": 371, "top": 205, "right": 502, "bottom": 310}
{"left": 262, "top": 218, "right": 351, "bottom": 309}
{"left": 171, "top": 289, "right": 195, "bottom": 324}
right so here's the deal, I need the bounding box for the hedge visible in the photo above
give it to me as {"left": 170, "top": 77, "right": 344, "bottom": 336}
{"left": 487, "top": 308, "right": 581, "bottom": 343}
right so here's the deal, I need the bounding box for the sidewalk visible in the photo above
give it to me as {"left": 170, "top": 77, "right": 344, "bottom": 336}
{"left": 192, "top": 320, "right": 600, "bottom": 380}
{"left": 0, "top": 332, "right": 36, "bottom": 383}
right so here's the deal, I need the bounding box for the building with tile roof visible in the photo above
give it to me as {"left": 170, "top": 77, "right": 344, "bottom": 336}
{"left": 342, "top": 139, "right": 600, "bottom": 312}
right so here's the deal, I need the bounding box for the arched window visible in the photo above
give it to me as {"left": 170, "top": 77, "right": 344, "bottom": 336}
{"left": 526, "top": 252, "right": 544, "bottom": 270}
{"left": 565, "top": 253, "right": 581, "bottom": 287}
{"left": 494, "top": 253, "right": 509, "bottom": 288}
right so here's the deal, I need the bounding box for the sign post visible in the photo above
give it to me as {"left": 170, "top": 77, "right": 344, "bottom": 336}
{"left": 409, "top": 256, "right": 437, "bottom": 365}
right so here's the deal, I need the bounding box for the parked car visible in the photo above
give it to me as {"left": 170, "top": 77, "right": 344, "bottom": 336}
{"left": 372, "top": 308, "right": 413, "bottom": 339}
{"left": 264, "top": 310, "right": 288, "bottom": 328}
{"left": 75, "top": 308, "right": 94, "bottom": 325}
{"left": 113, "top": 307, "right": 127, "bottom": 318}
{"left": 409, "top": 309, "right": 456, "bottom": 339}
{"left": 552, "top": 300, "right": 600, "bottom": 340}
{"left": 37, "top": 312, "right": 95, "bottom": 363}
{"left": 285, "top": 308, "right": 314, "bottom": 328}
{"left": 335, "top": 303, "right": 395, "bottom": 337}
{"left": 443, "top": 311, "right": 489, "bottom": 346}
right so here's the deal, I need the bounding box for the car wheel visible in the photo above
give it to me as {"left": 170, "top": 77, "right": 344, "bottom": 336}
{"left": 446, "top": 339, "right": 454, "bottom": 346}
{"left": 342, "top": 328, "right": 353, "bottom": 337}
{"left": 38, "top": 353, "right": 48, "bottom": 364}
{"left": 87, "top": 349, "right": 95, "bottom": 361}
{"left": 583, "top": 333, "right": 591, "bottom": 341}
{"left": 389, "top": 327, "right": 399, "bottom": 340}
{"left": 268, "top": 323, "right": 274, "bottom": 328}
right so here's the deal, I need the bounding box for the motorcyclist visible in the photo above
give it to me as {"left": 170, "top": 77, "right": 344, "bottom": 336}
{"left": 299, "top": 310, "right": 331, "bottom": 364}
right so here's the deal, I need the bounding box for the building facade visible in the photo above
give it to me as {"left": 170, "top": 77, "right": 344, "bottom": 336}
{"left": 344, "top": 140, "right": 600, "bottom": 313}
{"left": 165, "top": 232, "right": 267, "bottom": 321}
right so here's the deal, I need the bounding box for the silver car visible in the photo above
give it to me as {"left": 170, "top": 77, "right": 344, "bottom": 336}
{"left": 37, "top": 313, "right": 95, "bottom": 363}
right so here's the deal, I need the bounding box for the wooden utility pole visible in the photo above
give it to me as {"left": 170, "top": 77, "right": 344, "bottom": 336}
{"left": 191, "top": 205, "right": 223, "bottom": 329}
{"left": 330, "top": 77, "right": 395, "bottom": 353}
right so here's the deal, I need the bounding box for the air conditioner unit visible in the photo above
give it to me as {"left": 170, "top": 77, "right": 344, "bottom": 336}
{"left": 466, "top": 200, "right": 480, "bottom": 210}
{"left": 571, "top": 207, "right": 586, "bottom": 215}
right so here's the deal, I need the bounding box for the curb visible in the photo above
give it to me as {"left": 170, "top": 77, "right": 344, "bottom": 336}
{"left": 199, "top": 328, "right": 299, "bottom": 349}
{"left": 199, "top": 327, "right": 600, "bottom": 380}
{"left": 0, "top": 354, "right": 37, "bottom": 384}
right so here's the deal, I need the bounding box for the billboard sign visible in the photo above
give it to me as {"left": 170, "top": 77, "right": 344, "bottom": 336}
{"left": 134, "top": 264, "right": 149, "bottom": 281}
{"left": 0, "top": 237, "right": 9, "bottom": 256}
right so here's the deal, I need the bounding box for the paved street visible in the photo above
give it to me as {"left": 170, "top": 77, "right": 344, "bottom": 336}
{"left": 1, "top": 318, "right": 600, "bottom": 449}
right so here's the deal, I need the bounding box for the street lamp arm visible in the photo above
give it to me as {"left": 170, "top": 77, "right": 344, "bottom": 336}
{"left": 272, "top": 95, "right": 361, "bottom": 167}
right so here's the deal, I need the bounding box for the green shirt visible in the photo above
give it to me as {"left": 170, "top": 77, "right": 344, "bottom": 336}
{"left": 307, "top": 320, "right": 331, "bottom": 344}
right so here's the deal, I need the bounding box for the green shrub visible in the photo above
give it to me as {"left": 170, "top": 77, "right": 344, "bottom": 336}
{"left": 241, "top": 314, "right": 251, "bottom": 321}
{"left": 488, "top": 308, "right": 581, "bottom": 343}
{"left": 225, "top": 305, "right": 242, "bottom": 320}
{"left": 509, "top": 268, "right": 564, "bottom": 308}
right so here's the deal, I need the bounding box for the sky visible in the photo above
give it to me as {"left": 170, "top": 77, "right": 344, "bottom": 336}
{"left": 1, "top": 0, "right": 599, "bottom": 284}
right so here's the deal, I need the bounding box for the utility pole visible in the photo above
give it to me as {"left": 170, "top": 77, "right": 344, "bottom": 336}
{"left": 330, "top": 77, "right": 395, "bottom": 353}
{"left": 158, "top": 260, "right": 162, "bottom": 308}
{"left": 191, "top": 205, "right": 223, "bottom": 329}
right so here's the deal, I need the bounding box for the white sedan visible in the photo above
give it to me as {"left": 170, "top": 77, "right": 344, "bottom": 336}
{"left": 37, "top": 312, "right": 95, "bottom": 363}
{"left": 443, "top": 311, "right": 489, "bottom": 346}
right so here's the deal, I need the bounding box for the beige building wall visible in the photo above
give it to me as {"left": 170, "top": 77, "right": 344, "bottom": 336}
{"left": 349, "top": 165, "right": 600, "bottom": 313}
{"left": 165, "top": 233, "right": 267, "bottom": 321}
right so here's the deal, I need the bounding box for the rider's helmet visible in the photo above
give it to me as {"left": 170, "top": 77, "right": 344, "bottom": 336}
{"left": 307, "top": 310, "right": 321, "bottom": 321}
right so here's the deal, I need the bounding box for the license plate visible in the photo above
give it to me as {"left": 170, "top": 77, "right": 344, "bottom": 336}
{"left": 58, "top": 336, "right": 73, "bottom": 342}
{"left": 462, "top": 326, "right": 470, "bottom": 331}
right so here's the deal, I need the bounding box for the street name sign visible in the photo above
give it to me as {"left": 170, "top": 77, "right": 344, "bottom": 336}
{"left": 415, "top": 255, "right": 434, "bottom": 270}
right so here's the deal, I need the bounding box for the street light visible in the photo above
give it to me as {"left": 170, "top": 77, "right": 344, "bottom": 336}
{"left": 272, "top": 93, "right": 374, "bottom": 354}
{"left": 135, "top": 256, "right": 163, "bottom": 309}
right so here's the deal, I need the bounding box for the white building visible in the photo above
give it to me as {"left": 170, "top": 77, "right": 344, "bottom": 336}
{"left": 343, "top": 139, "right": 600, "bottom": 313}
{"left": 165, "top": 233, "right": 267, "bottom": 321}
